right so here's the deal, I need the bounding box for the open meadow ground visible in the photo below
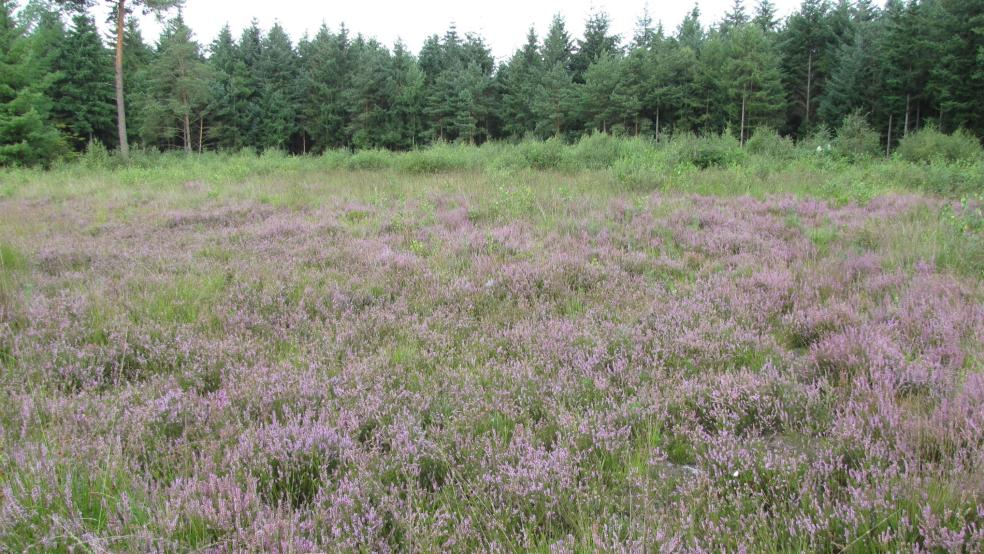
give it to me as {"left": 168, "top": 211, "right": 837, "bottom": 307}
{"left": 1, "top": 153, "right": 983, "bottom": 551}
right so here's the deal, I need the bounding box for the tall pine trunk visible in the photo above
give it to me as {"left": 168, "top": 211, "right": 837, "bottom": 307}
{"left": 739, "top": 90, "right": 747, "bottom": 147}
{"left": 183, "top": 93, "right": 192, "bottom": 153}
{"left": 114, "top": 0, "right": 129, "bottom": 159}
{"left": 904, "top": 94, "right": 910, "bottom": 137}
{"left": 655, "top": 106, "right": 660, "bottom": 143}
{"left": 886, "top": 113, "right": 893, "bottom": 157}
{"left": 804, "top": 50, "right": 813, "bottom": 129}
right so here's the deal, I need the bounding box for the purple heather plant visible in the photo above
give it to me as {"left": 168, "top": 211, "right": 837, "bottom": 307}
{"left": 0, "top": 177, "right": 981, "bottom": 552}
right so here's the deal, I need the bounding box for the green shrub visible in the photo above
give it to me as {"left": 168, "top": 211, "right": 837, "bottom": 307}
{"left": 833, "top": 111, "right": 881, "bottom": 162}
{"left": 668, "top": 133, "right": 746, "bottom": 169}
{"left": 320, "top": 149, "right": 351, "bottom": 169}
{"left": 746, "top": 127, "right": 796, "bottom": 160}
{"left": 570, "top": 132, "right": 623, "bottom": 169}
{"left": 345, "top": 149, "right": 394, "bottom": 170}
{"left": 611, "top": 153, "right": 668, "bottom": 190}
{"left": 797, "top": 125, "right": 833, "bottom": 156}
{"left": 896, "top": 126, "right": 983, "bottom": 164}
{"left": 398, "top": 142, "right": 477, "bottom": 174}
{"left": 80, "top": 139, "right": 113, "bottom": 169}
{"left": 517, "top": 137, "right": 570, "bottom": 170}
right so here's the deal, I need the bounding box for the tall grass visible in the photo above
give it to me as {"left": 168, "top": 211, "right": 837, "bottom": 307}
{"left": 2, "top": 133, "right": 982, "bottom": 203}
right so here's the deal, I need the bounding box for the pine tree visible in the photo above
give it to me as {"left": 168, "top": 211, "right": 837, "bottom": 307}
{"left": 620, "top": 45, "right": 653, "bottom": 134}
{"left": 643, "top": 38, "right": 699, "bottom": 136}
{"left": 142, "top": 14, "right": 211, "bottom": 152}
{"left": 55, "top": 0, "right": 184, "bottom": 159}
{"left": 533, "top": 62, "right": 575, "bottom": 137}
{"left": 582, "top": 54, "right": 639, "bottom": 134}
{"left": 695, "top": 32, "right": 732, "bottom": 133}
{"left": 117, "top": 16, "right": 153, "bottom": 146}
{"left": 677, "top": 5, "right": 705, "bottom": 52}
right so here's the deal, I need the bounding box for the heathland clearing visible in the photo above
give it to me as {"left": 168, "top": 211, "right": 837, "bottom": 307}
{"left": 1, "top": 150, "right": 983, "bottom": 551}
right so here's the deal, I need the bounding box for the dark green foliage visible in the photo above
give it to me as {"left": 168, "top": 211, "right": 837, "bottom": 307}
{"left": 726, "top": 24, "right": 786, "bottom": 143}
{"left": 833, "top": 110, "right": 881, "bottom": 161}
{"left": 0, "top": 0, "right": 65, "bottom": 166}
{"left": 570, "top": 10, "right": 620, "bottom": 83}
{"left": 51, "top": 14, "right": 116, "bottom": 149}
{"left": 140, "top": 15, "right": 211, "bottom": 152}
{"left": 255, "top": 24, "right": 298, "bottom": 150}
{"left": 896, "top": 126, "right": 983, "bottom": 164}
{"left": 2, "top": 0, "right": 984, "bottom": 165}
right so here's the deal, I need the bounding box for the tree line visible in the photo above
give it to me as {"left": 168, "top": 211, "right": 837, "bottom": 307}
{"left": 1, "top": 0, "right": 982, "bottom": 166}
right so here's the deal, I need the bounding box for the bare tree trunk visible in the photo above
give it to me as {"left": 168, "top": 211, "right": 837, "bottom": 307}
{"left": 804, "top": 50, "right": 813, "bottom": 128}
{"left": 655, "top": 105, "right": 660, "bottom": 143}
{"left": 904, "top": 94, "right": 910, "bottom": 137}
{"left": 739, "top": 90, "right": 747, "bottom": 147}
{"left": 184, "top": 112, "right": 192, "bottom": 154}
{"left": 886, "top": 113, "right": 893, "bottom": 157}
{"left": 115, "top": 0, "right": 129, "bottom": 159}
{"left": 199, "top": 116, "right": 204, "bottom": 154}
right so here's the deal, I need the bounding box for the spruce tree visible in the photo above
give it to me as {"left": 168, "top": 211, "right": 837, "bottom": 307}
{"left": 542, "top": 14, "right": 574, "bottom": 70}
{"left": 818, "top": 29, "right": 878, "bottom": 130}
{"left": 726, "top": 24, "right": 786, "bottom": 142}
{"left": 0, "top": 0, "right": 64, "bottom": 166}
{"left": 500, "top": 27, "right": 542, "bottom": 138}
{"left": 206, "top": 24, "right": 246, "bottom": 150}
{"left": 347, "top": 38, "right": 396, "bottom": 149}
{"left": 51, "top": 14, "right": 116, "bottom": 149}
{"left": 632, "top": 4, "right": 659, "bottom": 49}
{"left": 297, "top": 24, "right": 356, "bottom": 150}
{"left": 571, "top": 10, "right": 621, "bottom": 83}
{"left": 753, "top": 0, "right": 779, "bottom": 33}
{"left": 389, "top": 41, "right": 423, "bottom": 149}
{"left": 255, "top": 23, "right": 298, "bottom": 150}
{"left": 722, "top": 0, "right": 749, "bottom": 33}
{"left": 779, "top": 0, "right": 837, "bottom": 135}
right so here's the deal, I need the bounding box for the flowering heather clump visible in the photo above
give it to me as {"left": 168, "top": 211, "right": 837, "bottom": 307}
{"left": 0, "top": 172, "right": 982, "bottom": 552}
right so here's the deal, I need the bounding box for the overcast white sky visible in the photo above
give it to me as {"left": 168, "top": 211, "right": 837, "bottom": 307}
{"left": 92, "top": 0, "right": 803, "bottom": 61}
